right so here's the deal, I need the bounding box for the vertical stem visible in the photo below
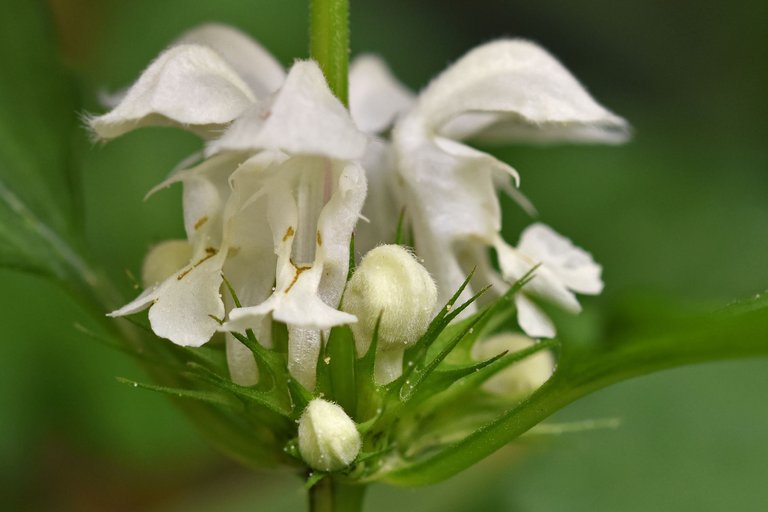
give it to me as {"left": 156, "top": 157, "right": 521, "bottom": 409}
{"left": 307, "top": 3, "right": 359, "bottom": 510}
{"left": 310, "top": 0, "right": 350, "bottom": 105}
{"left": 309, "top": 477, "right": 367, "bottom": 512}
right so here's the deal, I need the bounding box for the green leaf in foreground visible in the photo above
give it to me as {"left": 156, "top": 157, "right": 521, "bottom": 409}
{"left": 0, "top": 1, "right": 115, "bottom": 313}
{"left": 384, "top": 293, "right": 768, "bottom": 485}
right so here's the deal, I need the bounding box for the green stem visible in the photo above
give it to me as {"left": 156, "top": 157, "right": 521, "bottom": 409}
{"left": 309, "top": 478, "right": 366, "bottom": 512}
{"left": 310, "top": 0, "right": 350, "bottom": 105}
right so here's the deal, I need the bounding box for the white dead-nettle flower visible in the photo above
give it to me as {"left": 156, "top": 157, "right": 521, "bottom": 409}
{"left": 388, "top": 40, "right": 627, "bottom": 336}
{"left": 342, "top": 245, "right": 437, "bottom": 385}
{"left": 90, "top": 25, "right": 367, "bottom": 389}
{"left": 494, "top": 223, "right": 602, "bottom": 338}
{"left": 298, "top": 399, "right": 362, "bottom": 471}
{"left": 92, "top": 23, "right": 622, "bottom": 389}
{"left": 472, "top": 333, "right": 555, "bottom": 398}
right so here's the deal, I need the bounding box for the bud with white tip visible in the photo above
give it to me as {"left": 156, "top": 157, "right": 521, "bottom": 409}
{"left": 298, "top": 399, "right": 362, "bottom": 472}
{"left": 471, "top": 333, "right": 555, "bottom": 398}
{"left": 342, "top": 245, "right": 437, "bottom": 384}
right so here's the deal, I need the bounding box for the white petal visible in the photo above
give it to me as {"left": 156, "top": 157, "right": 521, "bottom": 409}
{"left": 227, "top": 268, "right": 356, "bottom": 330}
{"left": 396, "top": 125, "right": 501, "bottom": 244}
{"left": 222, "top": 159, "right": 280, "bottom": 306}
{"left": 518, "top": 223, "right": 603, "bottom": 295}
{"left": 208, "top": 60, "right": 367, "bottom": 160}
{"left": 180, "top": 152, "right": 245, "bottom": 244}
{"left": 394, "top": 119, "right": 505, "bottom": 307}
{"left": 90, "top": 45, "right": 256, "bottom": 139}
{"left": 147, "top": 250, "right": 226, "bottom": 347}
{"left": 515, "top": 294, "right": 556, "bottom": 338}
{"left": 434, "top": 136, "right": 519, "bottom": 187}
{"left": 494, "top": 237, "right": 580, "bottom": 313}
{"left": 141, "top": 239, "right": 192, "bottom": 287}
{"left": 288, "top": 327, "right": 323, "bottom": 390}
{"left": 225, "top": 333, "right": 259, "bottom": 386}
{"left": 349, "top": 55, "right": 414, "bottom": 134}
{"left": 108, "top": 286, "right": 159, "bottom": 317}
{"left": 414, "top": 39, "right": 629, "bottom": 144}
{"left": 315, "top": 161, "right": 367, "bottom": 310}
{"left": 113, "top": 249, "right": 227, "bottom": 346}
{"left": 355, "top": 138, "right": 403, "bottom": 253}
{"left": 176, "top": 23, "right": 285, "bottom": 98}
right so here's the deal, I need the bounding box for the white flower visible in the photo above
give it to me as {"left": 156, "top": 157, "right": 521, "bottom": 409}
{"left": 92, "top": 25, "right": 368, "bottom": 389}
{"left": 106, "top": 151, "right": 241, "bottom": 347}
{"left": 388, "top": 39, "right": 627, "bottom": 334}
{"left": 495, "top": 223, "right": 603, "bottom": 338}
{"left": 93, "top": 23, "right": 623, "bottom": 389}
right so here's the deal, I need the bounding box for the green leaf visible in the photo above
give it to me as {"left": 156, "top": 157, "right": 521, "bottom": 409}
{"left": 384, "top": 293, "right": 768, "bottom": 486}
{"left": 0, "top": 1, "right": 119, "bottom": 315}
{"left": 325, "top": 325, "right": 358, "bottom": 415}
{"left": 186, "top": 362, "right": 291, "bottom": 418}
{"left": 399, "top": 313, "right": 487, "bottom": 402}
{"left": 0, "top": 1, "right": 79, "bottom": 228}
{"left": 116, "top": 377, "right": 243, "bottom": 411}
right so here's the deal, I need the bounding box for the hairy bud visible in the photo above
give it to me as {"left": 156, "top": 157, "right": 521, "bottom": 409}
{"left": 298, "top": 399, "right": 361, "bottom": 471}
{"left": 342, "top": 245, "right": 437, "bottom": 384}
{"left": 472, "top": 333, "right": 555, "bottom": 398}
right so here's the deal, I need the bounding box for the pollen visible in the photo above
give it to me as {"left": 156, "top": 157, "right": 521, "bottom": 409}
{"left": 193, "top": 215, "right": 208, "bottom": 230}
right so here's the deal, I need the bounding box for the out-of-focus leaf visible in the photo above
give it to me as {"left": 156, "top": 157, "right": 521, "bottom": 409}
{"left": 385, "top": 293, "right": 768, "bottom": 485}
{"left": 0, "top": 1, "right": 90, "bottom": 289}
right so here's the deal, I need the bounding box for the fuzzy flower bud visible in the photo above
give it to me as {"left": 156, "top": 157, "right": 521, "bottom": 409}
{"left": 141, "top": 240, "right": 192, "bottom": 287}
{"left": 471, "top": 333, "right": 555, "bottom": 398}
{"left": 342, "top": 245, "right": 437, "bottom": 384}
{"left": 298, "top": 399, "right": 361, "bottom": 471}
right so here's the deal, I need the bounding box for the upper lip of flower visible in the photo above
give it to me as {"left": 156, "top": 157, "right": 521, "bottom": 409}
{"left": 383, "top": 38, "right": 625, "bottom": 336}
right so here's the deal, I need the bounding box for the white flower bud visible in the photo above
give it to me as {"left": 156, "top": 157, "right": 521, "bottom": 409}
{"left": 141, "top": 239, "right": 192, "bottom": 288}
{"left": 298, "top": 399, "right": 361, "bottom": 471}
{"left": 471, "top": 333, "right": 555, "bottom": 398}
{"left": 342, "top": 245, "right": 437, "bottom": 384}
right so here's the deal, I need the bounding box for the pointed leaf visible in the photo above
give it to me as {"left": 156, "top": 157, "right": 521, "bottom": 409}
{"left": 116, "top": 377, "right": 243, "bottom": 410}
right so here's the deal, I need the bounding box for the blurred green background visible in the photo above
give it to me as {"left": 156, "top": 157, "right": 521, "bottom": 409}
{"left": 1, "top": 0, "right": 766, "bottom": 510}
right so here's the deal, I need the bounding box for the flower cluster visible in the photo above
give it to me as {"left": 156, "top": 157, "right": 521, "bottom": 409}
{"left": 90, "top": 23, "right": 627, "bottom": 473}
